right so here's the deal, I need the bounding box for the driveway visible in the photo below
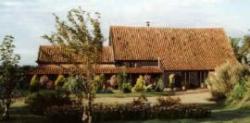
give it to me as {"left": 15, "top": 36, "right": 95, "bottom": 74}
{"left": 93, "top": 89, "right": 215, "bottom": 105}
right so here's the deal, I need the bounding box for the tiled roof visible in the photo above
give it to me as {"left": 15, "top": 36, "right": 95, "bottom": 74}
{"left": 110, "top": 26, "right": 237, "bottom": 70}
{"left": 35, "top": 26, "right": 237, "bottom": 73}
{"left": 37, "top": 46, "right": 114, "bottom": 63}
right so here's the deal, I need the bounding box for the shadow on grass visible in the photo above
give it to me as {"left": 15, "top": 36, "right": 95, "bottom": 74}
{"left": 1, "top": 106, "right": 49, "bottom": 123}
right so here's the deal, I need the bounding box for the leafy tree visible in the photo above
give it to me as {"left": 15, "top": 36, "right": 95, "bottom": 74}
{"left": 230, "top": 37, "right": 244, "bottom": 62}
{"left": 63, "top": 76, "right": 84, "bottom": 103}
{"left": 43, "top": 7, "right": 103, "bottom": 123}
{"left": 240, "top": 35, "right": 250, "bottom": 55}
{"left": 0, "top": 35, "right": 20, "bottom": 120}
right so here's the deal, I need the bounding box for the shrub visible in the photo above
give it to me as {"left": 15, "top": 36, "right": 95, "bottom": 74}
{"left": 132, "top": 94, "right": 148, "bottom": 105}
{"left": 39, "top": 75, "right": 49, "bottom": 87}
{"left": 25, "top": 90, "right": 71, "bottom": 114}
{"left": 109, "top": 75, "right": 117, "bottom": 88}
{"left": 145, "top": 84, "right": 153, "bottom": 92}
{"left": 226, "top": 77, "right": 250, "bottom": 107}
{"left": 206, "top": 62, "right": 250, "bottom": 100}
{"left": 122, "top": 82, "right": 132, "bottom": 93}
{"left": 55, "top": 75, "right": 65, "bottom": 88}
{"left": 156, "top": 96, "right": 181, "bottom": 107}
{"left": 169, "top": 73, "right": 175, "bottom": 88}
{"left": 63, "top": 76, "right": 84, "bottom": 101}
{"left": 29, "top": 74, "right": 39, "bottom": 92}
{"left": 117, "top": 72, "right": 127, "bottom": 90}
{"left": 155, "top": 78, "right": 164, "bottom": 92}
{"left": 94, "top": 74, "right": 105, "bottom": 92}
{"left": 0, "top": 104, "right": 3, "bottom": 115}
{"left": 91, "top": 103, "right": 210, "bottom": 122}
{"left": 132, "top": 75, "right": 146, "bottom": 92}
{"left": 41, "top": 97, "right": 210, "bottom": 122}
{"left": 44, "top": 105, "right": 83, "bottom": 123}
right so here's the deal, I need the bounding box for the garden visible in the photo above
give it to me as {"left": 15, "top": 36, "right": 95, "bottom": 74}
{"left": 1, "top": 6, "right": 250, "bottom": 123}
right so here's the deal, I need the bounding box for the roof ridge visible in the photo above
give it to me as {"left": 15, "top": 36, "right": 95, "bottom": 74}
{"left": 110, "top": 25, "right": 224, "bottom": 30}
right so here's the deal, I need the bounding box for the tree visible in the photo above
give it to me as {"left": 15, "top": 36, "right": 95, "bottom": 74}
{"left": 230, "top": 37, "right": 243, "bottom": 62}
{"left": 239, "top": 35, "right": 250, "bottom": 64}
{"left": 0, "top": 35, "right": 20, "bottom": 120}
{"left": 42, "top": 7, "right": 103, "bottom": 123}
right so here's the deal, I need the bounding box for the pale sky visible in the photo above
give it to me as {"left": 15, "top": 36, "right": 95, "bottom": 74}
{"left": 0, "top": 0, "right": 249, "bottom": 65}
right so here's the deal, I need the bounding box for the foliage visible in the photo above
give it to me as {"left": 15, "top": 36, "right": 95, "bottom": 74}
{"left": 44, "top": 105, "right": 83, "bottom": 123}
{"left": 63, "top": 76, "right": 84, "bottom": 102}
{"left": 225, "top": 76, "right": 250, "bottom": 108}
{"left": 122, "top": 82, "right": 132, "bottom": 93}
{"left": 16, "top": 65, "right": 35, "bottom": 90}
{"left": 145, "top": 84, "right": 153, "bottom": 92}
{"left": 156, "top": 96, "right": 181, "bottom": 107}
{"left": 169, "top": 73, "right": 175, "bottom": 88}
{"left": 132, "top": 75, "right": 146, "bottom": 92}
{"left": 90, "top": 103, "right": 210, "bottom": 122}
{"left": 54, "top": 75, "right": 65, "bottom": 88}
{"left": 155, "top": 77, "right": 164, "bottom": 92}
{"left": 93, "top": 74, "right": 105, "bottom": 92}
{"left": 0, "top": 35, "right": 20, "bottom": 120}
{"left": 132, "top": 94, "right": 148, "bottom": 105}
{"left": 239, "top": 35, "right": 250, "bottom": 60}
{"left": 230, "top": 37, "right": 244, "bottom": 62}
{"left": 228, "top": 79, "right": 247, "bottom": 101}
{"left": 42, "top": 7, "right": 103, "bottom": 123}
{"left": 29, "top": 75, "right": 39, "bottom": 92}
{"left": 109, "top": 75, "right": 117, "bottom": 88}
{"left": 25, "top": 90, "right": 71, "bottom": 114}
{"left": 117, "top": 72, "right": 127, "bottom": 90}
{"left": 206, "top": 62, "right": 250, "bottom": 100}
{"left": 230, "top": 35, "right": 250, "bottom": 64}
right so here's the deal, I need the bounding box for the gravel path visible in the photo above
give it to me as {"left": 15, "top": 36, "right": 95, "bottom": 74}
{"left": 93, "top": 89, "right": 215, "bottom": 105}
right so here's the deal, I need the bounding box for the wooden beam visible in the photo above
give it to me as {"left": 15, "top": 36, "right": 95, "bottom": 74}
{"left": 188, "top": 72, "right": 190, "bottom": 88}
{"left": 184, "top": 72, "right": 187, "bottom": 88}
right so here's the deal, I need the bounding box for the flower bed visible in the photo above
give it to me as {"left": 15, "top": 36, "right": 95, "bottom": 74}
{"left": 44, "top": 97, "right": 210, "bottom": 122}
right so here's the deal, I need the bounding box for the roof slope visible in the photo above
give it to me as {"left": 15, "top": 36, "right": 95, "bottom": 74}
{"left": 110, "top": 26, "right": 237, "bottom": 70}
{"left": 37, "top": 46, "right": 114, "bottom": 63}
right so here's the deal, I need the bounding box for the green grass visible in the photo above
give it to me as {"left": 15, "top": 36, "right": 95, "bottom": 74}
{"left": 106, "top": 109, "right": 250, "bottom": 123}
{"left": 3, "top": 98, "right": 250, "bottom": 123}
{"left": 95, "top": 90, "right": 171, "bottom": 98}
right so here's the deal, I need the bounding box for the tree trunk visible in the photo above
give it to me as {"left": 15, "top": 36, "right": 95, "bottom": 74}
{"left": 87, "top": 93, "right": 92, "bottom": 123}
{"left": 2, "top": 99, "right": 11, "bottom": 120}
{"left": 82, "top": 58, "right": 93, "bottom": 123}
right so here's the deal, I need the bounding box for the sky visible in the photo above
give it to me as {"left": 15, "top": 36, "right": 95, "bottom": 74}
{"left": 0, "top": 0, "right": 249, "bottom": 65}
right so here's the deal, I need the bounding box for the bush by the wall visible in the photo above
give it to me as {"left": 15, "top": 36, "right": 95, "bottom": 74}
{"left": 93, "top": 74, "right": 105, "bottom": 92}
{"left": 156, "top": 96, "right": 181, "bottom": 107}
{"left": 206, "top": 62, "right": 250, "bottom": 100}
{"left": 25, "top": 90, "right": 72, "bottom": 114}
{"left": 43, "top": 96, "right": 210, "bottom": 122}
{"left": 91, "top": 103, "right": 210, "bottom": 122}
{"left": 29, "top": 74, "right": 39, "bottom": 92}
{"left": 44, "top": 105, "right": 83, "bottom": 123}
{"left": 132, "top": 75, "right": 146, "bottom": 92}
{"left": 155, "top": 78, "right": 164, "bottom": 92}
{"left": 122, "top": 82, "right": 132, "bottom": 93}
{"left": 55, "top": 75, "right": 65, "bottom": 88}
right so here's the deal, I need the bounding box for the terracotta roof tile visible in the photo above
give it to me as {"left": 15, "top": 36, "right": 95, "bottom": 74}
{"left": 37, "top": 46, "right": 114, "bottom": 63}
{"left": 110, "top": 26, "right": 237, "bottom": 70}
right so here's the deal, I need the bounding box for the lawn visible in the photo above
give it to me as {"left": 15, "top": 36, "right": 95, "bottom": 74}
{"left": 95, "top": 91, "right": 169, "bottom": 98}
{"left": 2, "top": 96, "right": 250, "bottom": 123}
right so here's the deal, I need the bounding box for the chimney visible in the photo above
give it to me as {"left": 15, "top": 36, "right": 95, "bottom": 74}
{"left": 146, "top": 21, "right": 150, "bottom": 27}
